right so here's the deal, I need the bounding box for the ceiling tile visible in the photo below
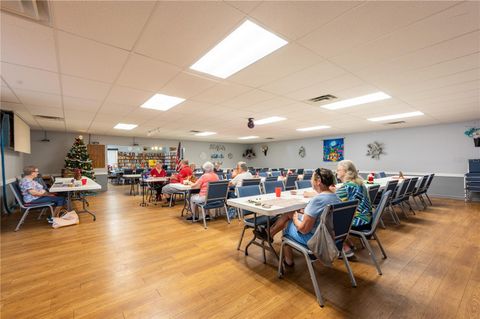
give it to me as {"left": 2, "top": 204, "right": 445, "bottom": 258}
{"left": 98, "top": 103, "right": 137, "bottom": 116}
{"left": 1, "top": 84, "right": 20, "bottom": 103}
{"left": 104, "top": 85, "right": 153, "bottom": 106}
{"left": 116, "top": 53, "right": 181, "bottom": 92}
{"left": 229, "top": 44, "right": 323, "bottom": 87}
{"left": 191, "top": 82, "right": 251, "bottom": 104}
{"left": 57, "top": 31, "right": 129, "bottom": 83}
{"left": 160, "top": 71, "right": 218, "bottom": 99}
{"left": 220, "top": 89, "right": 276, "bottom": 108}
{"left": 63, "top": 96, "right": 102, "bottom": 112}
{"left": 1, "top": 62, "right": 60, "bottom": 94}
{"left": 51, "top": 1, "right": 155, "bottom": 50}
{"left": 64, "top": 109, "right": 96, "bottom": 122}
{"left": 61, "top": 75, "right": 111, "bottom": 101}
{"left": 25, "top": 105, "right": 64, "bottom": 118}
{"left": 249, "top": 1, "right": 361, "bottom": 40}
{"left": 14, "top": 89, "right": 62, "bottom": 108}
{"left": 135, "top": 1, "right": 245, "bottom": 67}
{"left": 0, "top": 12, "right": 57, "bottom": 71}
{"left": 298, "top": 1, "right": 456, "bottom": 58}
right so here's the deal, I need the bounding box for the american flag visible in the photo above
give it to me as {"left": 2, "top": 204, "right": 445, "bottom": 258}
{"left": 175, "top": 141, "right": 183, "bottom": 171}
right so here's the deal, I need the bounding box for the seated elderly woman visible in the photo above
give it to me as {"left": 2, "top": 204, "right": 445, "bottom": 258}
{"left": 334, "top": 159, "right": 372, "bottom": 257}
{"left": 160, "top": 159, "right": 193, "bottom": 207}
{"left": 188, "top": 161, "right": 219, "bottom": 220}
{"left": 256, "top": 168, "right": 340, "bottom": 266}
{"left": 19, "top": 166, "right": 66, "bottom": 218}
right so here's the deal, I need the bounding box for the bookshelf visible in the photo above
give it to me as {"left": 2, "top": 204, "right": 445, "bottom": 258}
{"left": 117, "top": 151, "right": 177, "bottom": 169}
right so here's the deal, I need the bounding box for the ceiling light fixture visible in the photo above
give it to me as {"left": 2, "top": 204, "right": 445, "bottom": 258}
{"left": 190, "top": 20, "right": 288, "bottom": 79}
{"left": 195, "top": 132, "right": 217, "bottom": 136}
{"left": 238, "top": 136, "right": 259, "bottom": 140}
{"left": 296, "top": 125, "right": 331, "bottom": 132}
{"left": 368, "top": 111, "right": 424, "bottom": 122}
{"left": 321, "top": 92, "right": 391, "bottom": 110}
{"left": 255, "top": 116, "right": 286, "bottom": 125}
{"left": 114, "top": 123, "right": 137, "bottom": 130}
{"left": 141, "top": 93, "right": 185, "bottom": 111}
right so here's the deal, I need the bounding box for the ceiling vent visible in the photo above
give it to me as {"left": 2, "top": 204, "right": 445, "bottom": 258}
{"left": 189, "top": 130, "right": 201, "bottom": 133}
{"left": 385, "top": 121, "right": 406, "bottom": 125}
{"left": 34, "top": 115, "right": 63, "bottom": 121}
{"left": 305, "top": 94, "right": 338, "bottom": 106}
{"left": 1, "top": 0, "right": 51, "bottom": 25}
{"left": 265, "top": 137, "right": 275, "bottom": 140}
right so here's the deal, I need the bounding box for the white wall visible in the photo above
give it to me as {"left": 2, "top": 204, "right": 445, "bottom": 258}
{"left": 25, "top": 131, "right": 245, "bottom": 175}
{"left": 248, "top": 121, "right": 480, "bottom": 175}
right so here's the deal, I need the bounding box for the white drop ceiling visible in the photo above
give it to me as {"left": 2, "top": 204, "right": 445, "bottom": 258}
{"left": 0, "top": 1, "right": 479, "bottom": 143}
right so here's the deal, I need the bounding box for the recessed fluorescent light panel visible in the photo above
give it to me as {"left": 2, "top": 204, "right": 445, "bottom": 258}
{"left": 321, "top": 92, "right": 391, "bottom": 110}
{"left": 195, "top": 132, "right": 217, "bottom": 136}
{"left": 141, "top": 93, "right": 185, "bottom": 111}
{"left": 190, "top": 20, "right": 288, "bottom": 79}
{"left": 296, "top": 125, "right": 331, "bottom": 132}
{"left": 368, "top": 111, "right": 424, "bottom": 122}
{"left": 255, "top": 116, "right": 286, "bottom": 125}
{"left": 238, "top": 136, "right": 259, "bottom": 140}
{"left": 114, "top": 123, "right": 137, "bottom": 130}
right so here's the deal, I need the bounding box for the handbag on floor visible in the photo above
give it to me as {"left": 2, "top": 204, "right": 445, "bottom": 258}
{"left": 52, "top": 210, "right": 79, "bottom": 229}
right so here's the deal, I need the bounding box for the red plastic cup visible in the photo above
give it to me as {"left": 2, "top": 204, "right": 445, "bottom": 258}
{"left": 275, "top": 187, "right": 282, "bottom": 197}
{"left": 81, "top": 178, "right": 87, "bottom": 185}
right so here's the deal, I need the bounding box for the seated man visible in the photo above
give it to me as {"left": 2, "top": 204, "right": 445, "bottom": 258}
{"left": 160, "top": 159, "right": 192, "bottom": 206}
{"left": 19, "top": 166, "right": 66, "bottom": 220}
{"left": 228, "top": 161, "right": 253, "bottom": 188}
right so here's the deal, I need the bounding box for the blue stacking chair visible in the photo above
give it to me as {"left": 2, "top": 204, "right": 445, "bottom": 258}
{"left": 242, "top": 178, "right": 261, "bottom": 187}
{"left": 271, "top": 171, "right": 281, "bottom": 178}
{"left": 235, "top": 185, "right": 269, "bottom": 250}
{"left": 9, "top": 181, "right": 55, "bottom": 231}
{"left": 258, "top": 172, "right": 268, "bottom": 177}
{"left": 264, "top": 180, "right": 284, "bottom": 194}
{"left": 278, "top": 200, "right": 359, "bottom": 307}
{"left": 295, "top": 180, "right": 311, "bottom": 189}
{"left": 196, "top": 181, "right": 229, "bottom": 229}
{"left": 302, "top": 173, "right": 313, "bottom": 181}
{"left": 377, "top": 171, "right": 387, "bottom": 178}
{"left": 351, "top": 190, "right": 392, "bottom": 275}
{"left": 265, "top": 176, "right": 277, "bottom": 182}
{"left": 284, "top": 174, "right": 298, "bottom": 190}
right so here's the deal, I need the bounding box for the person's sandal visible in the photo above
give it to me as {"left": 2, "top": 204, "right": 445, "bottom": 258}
{"left": 283, "top": 260, "right": 295, "bottom": 267}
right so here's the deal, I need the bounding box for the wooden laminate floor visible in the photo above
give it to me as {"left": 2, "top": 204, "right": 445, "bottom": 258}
{"left": 1, "top": 185, "right": 479, "bottom": 319}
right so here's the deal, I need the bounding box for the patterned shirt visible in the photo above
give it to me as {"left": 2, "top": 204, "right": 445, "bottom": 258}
{"left": 336, "top": 181, "right": 372, "bottom": 227}
{"left": 19, "top": 177, "right": 45, "bottom": 203}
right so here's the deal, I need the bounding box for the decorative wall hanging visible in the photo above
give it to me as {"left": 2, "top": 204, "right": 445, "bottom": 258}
{"left": 298, "top": 146, "right": 306, "bottom": 158}
{"left": 464, "top": 127, "right": 480, "bottom": 147}
{"left": 209, "top": 144, "right": 225, "bottom": 151}
{"left": 366, "top": 141, "right": 385, "bottom": 159}
{"left": 323, "top": 138, "right": 344, "bottom": 162}
{"left": 242, "top": 148, "right": 256, "bottom": 160}
{"left": 227, "top": 153, "right": 233, "bottom": 159}
{"left": 261, "top": 145, "right": 269, "bottom": 156}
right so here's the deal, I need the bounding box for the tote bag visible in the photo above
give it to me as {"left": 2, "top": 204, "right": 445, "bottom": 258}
{"left": 307, "top": 206, "right": 338, "bottom": 267}
{"left": 52, "top": 210, "right": 79, "bottom": 229}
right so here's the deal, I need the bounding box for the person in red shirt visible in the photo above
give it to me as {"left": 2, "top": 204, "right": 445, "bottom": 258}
{"left": 161, "top": 159, "right": 193, "bottom": 206}
{"left": 150, "top": 162, "right": 166, "bottom": 177}
{"left": 189, "top": 161, "right": 219, "bottom": 220}
{"left": 148, "top": 162, "right": 167, "bottom": 200}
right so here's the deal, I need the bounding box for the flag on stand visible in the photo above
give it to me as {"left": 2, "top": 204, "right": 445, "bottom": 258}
{"left": 175, "top": 142, "right": 183, "bottom": 171}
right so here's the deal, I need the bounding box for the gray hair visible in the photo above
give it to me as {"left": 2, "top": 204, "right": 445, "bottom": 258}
{"left": 202, "top": 161, "right": 214, "bottom": 173}
{"left": 23, "top": 165, "right": 37, "bottom": 176}
{"left": 337, "top": 160, "right": 363, "bottom": 185}
{"left": 237, "top": 161, "right": 248, "bottom": 172}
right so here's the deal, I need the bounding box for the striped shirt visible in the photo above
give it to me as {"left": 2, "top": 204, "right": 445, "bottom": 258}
{"left": 336, "top": 181, "right": 372, "bottom": 227}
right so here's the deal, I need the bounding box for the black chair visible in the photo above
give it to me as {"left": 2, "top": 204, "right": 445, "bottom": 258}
{"left": 390, "top": 178, "right": 411, "bottom": 220}
{"left": 278, "top": 200, "right": 359, "bottom": 307}
{"left": 400, "top": 177, "right": 419, "bottom": 215}
{"left": 265, "top": 176, "right": 277, "bottom": 182}
{"left": 242, "top": 178, "right": 261, "bottom": 187}
{"left": 264, "top": 180, "right": 284, "bottom": 194}
{"left": 216, "top": 172, "right": 225, "bottom": 180}
{"left": 412, "top": 175, "right": 429, "bottom": 209}
{"left": 9, "top": 182, "right": 55, "bottom": 231}
{"left": 377, "top": 171, "right": 387, "bottom": 178}
{"left": 135, "top": 168, "right": 144, "bottom": 174}
{"left": 376, "top": 180, "right": 399, "bottom": 225}
{"left": 295, "top": 180, "right": 311, "bottom": 189}
{"left": 297, "top": 168, "right": 304, "bottom": 175}
{"left": 196, "top": 181, "right": 230, "bottom": 229}
{"left": 368, "top": 184, "right": 380, "bottom": 205}
{"left": 235, "top": 185, "right": 271, "bottom": 250}
{"left": 350, "top": 190, "right": 392, "bottom": 275}
{"left": 284, "top": 174, "right": 298, "bottom": 190}
{"left": 302, "top": 173, "right": 313, "bottom": 181}
{"left": 419, "top": 173, "right": 435, "bottom": 206}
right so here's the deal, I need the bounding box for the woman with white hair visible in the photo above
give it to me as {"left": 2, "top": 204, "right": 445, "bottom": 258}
{"left": 335, "top": 159, "right": 372, "bottom": 257}
{"left": 188, "top": 161, "right": 219, "bottom": 220}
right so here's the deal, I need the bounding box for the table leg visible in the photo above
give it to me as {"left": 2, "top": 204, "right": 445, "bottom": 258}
{"left": 140, "top": 182, "right": 148, "bottom": 207}
{"left": 67, "top": 191, "right": 72, "bottom": 211}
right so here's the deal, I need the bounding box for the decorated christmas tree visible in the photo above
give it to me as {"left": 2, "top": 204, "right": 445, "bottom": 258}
{"left": 64, "top": 136, "right": 95, "bottom": 179}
